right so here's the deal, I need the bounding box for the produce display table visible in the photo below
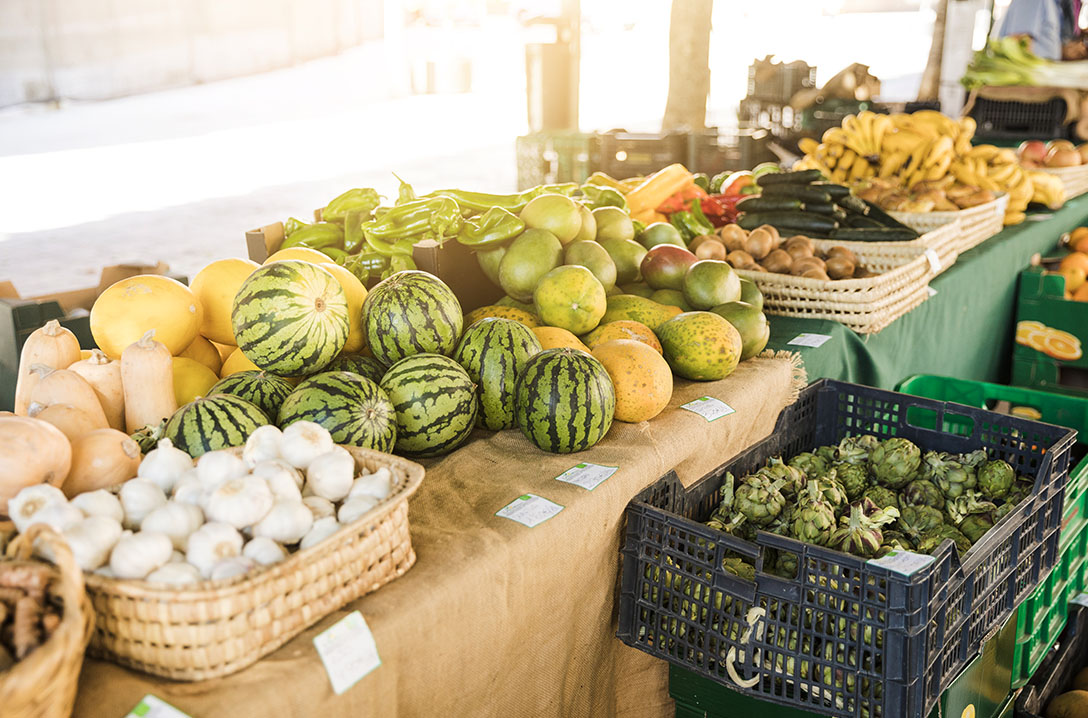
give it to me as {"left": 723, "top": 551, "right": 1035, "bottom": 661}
{"left": 73, "top": 355, "right": 804, "bottom": 718}
{"left": 767, "top": 194, "right": 1088, "bottom": 388}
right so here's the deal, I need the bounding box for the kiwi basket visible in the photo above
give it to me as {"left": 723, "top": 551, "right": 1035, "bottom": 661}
{"left": 617, "top": 378, "right": 1076, "bottom": 718}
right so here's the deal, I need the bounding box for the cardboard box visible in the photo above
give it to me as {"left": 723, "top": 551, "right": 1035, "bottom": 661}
{"left": 245, "top": 219, "right": 500, "bottom": 313}
{"left": 1012, "top": 266, "right": 1088, "bottom": 397}
{"left": 0, "top": 262, "right": 180, "bottom": 411}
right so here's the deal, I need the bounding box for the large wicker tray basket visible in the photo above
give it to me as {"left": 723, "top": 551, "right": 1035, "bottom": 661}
{"left": 889, "top": 193, "right": 1008, "bottom": 254}
{"left": 1036, "top": 164, "right": 1088, "bottom": 200}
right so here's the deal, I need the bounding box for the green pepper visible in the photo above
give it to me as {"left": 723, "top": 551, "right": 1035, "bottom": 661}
{"left": 692, "top": 173, "right": 710, "bottom": 191}
{"left": 579, "top": 184, "right": 627, "bottom": 210}
{"left": 280, "top": 222, "right": 344, "bottom": 250}
{"left": 687, "top": 199, "right": 716, "bottom": 234}
{"left": 343, "top": 209, "right": 369, "bottom": 254}
{"left": 393, "top": 172, "right": 417, "bottom": 205}
{"left": 428, "top": 183, "right": 578, "bottom": 214}
{"left": 365, "top": 198, "right": 457, "bottom": 239}
{"left": 382, "top": 253, "right": 417, "bottom": 279}
{"left": 338, "top": 252, "right": 387, "bottom": 283}
{"left": 284, "top": 217, "right": 310, "bottom": 237}
{"left": 323, "top": 188, "right": 381, "bottom": 223}
{"left": 457, "top": 207, "right": 524, "bottom": 246}
{"left": 320, "top": 247, "right": 349, "bottom": 262}
{"left": 631, "top": 219, "right": 646, "bottom": 237}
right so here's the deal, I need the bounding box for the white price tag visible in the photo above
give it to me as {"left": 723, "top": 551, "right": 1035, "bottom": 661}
{"left": 1070, "top": 593, "right": 1088, "bottom": 609}
{"left": 926, "top": 286, "right": 938, "bottom": 298}
{"left": 924, "top": 249, "right": 942, "bottom": 273}
{"left": 680, "top": 396, "right": 736, "bottom": 422}
{"left": 867, "top": 550, "right": 936, "bottom": 576}
{"left": 1027, "top": 213, "right": 1053, "bottom": 222}
{"left": 496, "top": 494, "right": 564, "bottom": 527}
{"left": 313, "top": 611, "right": 381, "bottom": 695}
{"left": 787, "top": 333, "right": 832, "bottom": 348}
{"left": 555, "top": 462, "right": 617, "bottom": 491}
{"left": 124, "top": 695, "right": 191, "bottom": 718}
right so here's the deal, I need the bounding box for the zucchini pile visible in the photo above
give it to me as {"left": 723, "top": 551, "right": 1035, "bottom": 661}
{"left": 736, "top": 169, "right": 921, "bottom": 241}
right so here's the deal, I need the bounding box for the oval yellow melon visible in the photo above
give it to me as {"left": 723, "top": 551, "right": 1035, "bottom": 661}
{"left": 591, "top": 339, "right": 673, "bottom": 423}
{"left": 90, "top": 275, "right": 202, "bottom": 358}
{"left": 189, "top": 257, "right": 259, "bottom": 345}
{"left": 532, "top": 326, "right": 591, "bottom": 353}
{"left": 533, "top": 265, "right": 607, "bottom": 335}
{"left": 172, "top": 357, "right": 220, "bottom": 405}
{"left": 323, "top": 263, "right": 369, "bottom": 353}
{"left": 464, "top": 304, "right": 542, "bottom": 328}
{"left": 220, "top": 346, "right": 261, "bottom": 378}
{"left": 265, "top": 247, "right": 331, "bottom": 264}
{"left": 582, "top": 320, "right": 663, "bottom": 354}
{"left": 211, "top": 340, "right": 236, "bottom": 364}
{"left": 178, "top": 334, "right": 223, "bottom": 375}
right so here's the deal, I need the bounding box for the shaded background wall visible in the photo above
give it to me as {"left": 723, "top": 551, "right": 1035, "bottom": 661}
{"left": 0, "top": 0, "right": 385, "bottom": 107}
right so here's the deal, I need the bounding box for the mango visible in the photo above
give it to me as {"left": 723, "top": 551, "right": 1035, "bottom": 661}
{"left": 601, "top": 294, "right": 682, "bottom": 331}
{"left": 564, "top": 240, "right": 618, "bottom": 292}
{"left": 499, "top": 229, "right": 563, "bottom": 302}
{"left": 656, "top": 311, "right": 742, "bottom": 381}
{"left": 710, "top": 301, "right": 769, "bottom": 360}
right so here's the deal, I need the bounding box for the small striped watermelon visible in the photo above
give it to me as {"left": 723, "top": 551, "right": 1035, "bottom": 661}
{"left": 362, "top": 271, "right": 462, "bottom": 366}
{"left": 163, "top": 394, "right": 270, "bottom": 458}
{"left": 453, "top": 318, "right": 542, "bottom": 430}
{"left": 324, "top": 354, "right": 387, "bottom": 385}
{"left": 277, "top": 371, "right": 396, "bottom": 453}
{"left": 380, "top": 354, "right": 477, "bottom": 457}
{"left": 514, "top": 348, "right": 615, "bottom": 454}
{"left": 207, "top": 370, "right": 294, "bottom": 419}
{"left": 231, "top": 260, "right": 349, "bottom": 377}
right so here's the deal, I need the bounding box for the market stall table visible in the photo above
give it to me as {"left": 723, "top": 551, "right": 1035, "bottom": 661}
{"left": 74, "top": 354, "right": 805, "bottom": 718}
{"left": 766, "top": 194, "right": 1088, "bottom": 388}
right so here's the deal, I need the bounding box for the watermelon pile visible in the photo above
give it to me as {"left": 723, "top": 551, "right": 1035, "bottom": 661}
{"left": 362, "top": 270, "right": 463, "bottom": 365}
{"left": 278, "top": 371, "right": 397, "bottom": 453}
{"left": 163, "top": 394, "right": 270, "bottom": 457}
{"left": 454, "top": 318, "right": 541, "bottom": 431}
{"left": 207, "top": 370, "right": 294, "bottom": 419}
{"left": 380, "top": 354, "right": 478, "bottom": 457}
{"left": 514, "top": 349, "right": 615, "bottom": 454}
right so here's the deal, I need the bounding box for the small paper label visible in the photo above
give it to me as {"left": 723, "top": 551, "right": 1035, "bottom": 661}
{"left": 926, "top": 286, "right": 938, "bottom": 298}
{"left": 1070, "top": 592, "right": 1088, "bottom": 609}
{"left": 924, "top": 249, "right": 942, "bottom": 273}
{"left": 787, "top": 333, "right": 832, "bottom": 348}
{"left": 867, "top": 550, "right": 936, "bottom": 576}
{"left": 1027, "top": 213, "right": 1053, "bottom": 222}
{"left": 680, "top": 396, "right": 736, "bottom": 422}
{"left": 313, "top": 611, "right": 381, "bottom": 695}
{"left": 555, "top": 462, "right": 617, "bottom": 491}
{"left": 125, "top": 696, "right": 191, "bottom": 718}
{"left": 496, "top": 494, "right": 563, "bottom": 527}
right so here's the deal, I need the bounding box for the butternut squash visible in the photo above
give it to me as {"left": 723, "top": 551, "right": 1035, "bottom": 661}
{"left": 624, "top": 164, "right": 694, "bottom": 217}
{"left": 13, "top": 320, "right": 81, "bottom": 415}
{"left": 27, "top": 402, "right": 106, "bottom": 442}
{"left": 27, "top": 365, "right": 109, "bottom": 428}
{"left": 64, "top": 428, "right": 141, "bottom": 497}
{"left": 68, "top": 349, "right": 125, "bottom": 430}
{"left": 0, "top": 415, "right": 71, "bottom": 515}
{"left": 121, "top": 330, "right": 177, "bottom": 433}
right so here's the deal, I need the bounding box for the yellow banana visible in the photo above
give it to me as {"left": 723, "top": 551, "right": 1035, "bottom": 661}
{"left": 799, "top": 137, "right": 820, "bottom": 155}
{"left": 831, "top": 167, "right": 848, "bottom": 184}
{"left": 827, "top": 142, "right": 845, "bottom": 159}
{"left": 925, "top": 152, "right": 953, "bottom": 181}
{"left": 994, "top": 148, "right": 1018, "bottom": 165}
{"left": 954, "top": 134, "right": 973, "bottom": 157}
{"left": 823, "top": 128, "right": 849, "bottom": 145}
{"left": 950, "top": 161, "right": 978, "bottom": 186}
{"left": 882, "top": 129, "right": 930, "bottom": 155}
{"left": 902, "top": 138, "right": 934, "bottom": 178}
{"left": 838, "top": 148, "right": 857, "bottom": 172}
{"left": 988, "top": 162, "right": 1017, "bottom": 184}
{"left": 922, "top": 136, "right": 954, "bottom": 169}
{"left": 907, "top": 166, "right": 929, "bottom": 188}
{"left": 851, "top": 158, "right": 873, "bottom": 180}
{"left": 878, "top": 150, "right": 909, "bottom": 178}
{"left": 856, "top": 112, "right": 876, "bottom": 155}
{"left": 959, "top": 116, "right": 977, "bottom": 140}
{"left": 966, "top": 144, "right": 999, "bottom": 161}
{"left": 976, "top": 173, "right": 1000, "bottom": 191}
{"left": 1004, "top": 211, "right": 1027, "bottom": 225}
{"left": 871, "top": 114, "right": 891, "bottom": 156}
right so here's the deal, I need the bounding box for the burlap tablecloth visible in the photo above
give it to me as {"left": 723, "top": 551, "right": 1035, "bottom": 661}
{"left": 74, "top": 353, "right": 805, "bottom": 718}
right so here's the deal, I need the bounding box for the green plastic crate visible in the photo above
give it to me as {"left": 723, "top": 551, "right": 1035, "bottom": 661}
{"left": 515, "top": 131, "right": 596, "bottom": 190}
{"left": 1012, "top": 266, "right": 1088, "bottom": 399}
{"left": 896, "top": 374, "right": 1088, "bottom": 689}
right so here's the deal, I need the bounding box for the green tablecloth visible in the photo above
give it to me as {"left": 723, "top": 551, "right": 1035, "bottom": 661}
{"left": 766, "top": 194, "right": 1088, "bottom": 389}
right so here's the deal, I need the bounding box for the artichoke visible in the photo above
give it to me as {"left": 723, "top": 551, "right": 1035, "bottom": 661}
{"left": 868, "top": 437, "right": 921, "bottom": 489}
{"left": 922, "top": 450, "right": 979, "bottom": 498}
{"left": 814, "top": 470, "right": 849, "bottom": 513}
{"left": 977, "top": 459, "right": 1015, "bottom": 500}
{"left": 790, "top": 480, "right": 837, "bottom": 546}
{"left": 945, "top": 489, "right": 997, "bottom": 525}
{"left": 833, "top": 462, "right": 869, "bottom": 500}
{"left": 755, "top": 457, "right": 806, "bottom": 498}
{"left": 836, "top": 434, "right": 880, "bottom": 466}
{"left": 722, "top": 557, "right": 755, "bottom": 581}
{"left": 917, "top": 524, "right": 972, "bottom": 555}
{"left": 733, "top": 474, "right": 786, "bottom": 526}
{"left": 959, "top": 514, "right": 994, "bottom": 543}
{"left": 902, "top": 479, "right": 945, "bottom": 509}
{"left": 898, "top": 505, "right": 945, "bottom": 542}
{"left": 829, "top": 503, "right": 899, "bottom": 557}
{"left": 881, "top": 529, "right": 914, "bottom": 551}
{"left": 773, "top": 550, "right": 799, "bottom": 579}
{"left": 862, "top": 485, "right": 899, "bottom": 511}
{"left": 788, "top": 452, "right": 829, "bottom": 480}
{"left": 765, "top": 504, "right": 795, "bottom": 536}
{"left": 815, "top": 444, "right": 839, "bottom": 465}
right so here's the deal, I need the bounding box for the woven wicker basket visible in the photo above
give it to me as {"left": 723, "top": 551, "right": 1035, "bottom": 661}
{"left": 83, "top": 446, "right": 424, "bottom": 680}
{"left": 823, "top": 219, "right": 961, "bottom": 277}
{"left": 1036, "top": 165, "right": 1088, "bottom": 199}
{"left": 737, "top": 239, "right": 935, "bottom": 334}
{"left": 0, "top": 525, "right": 96, "bottom": 718}
{"left": 889, "top": 193, "right": 1008, "bottom": 255}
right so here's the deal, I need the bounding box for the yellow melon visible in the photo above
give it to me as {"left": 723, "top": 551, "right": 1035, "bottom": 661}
{"left": 211, "top": 340, "right": 236, "bottom": 364}
{"left": 265, "top": 247, "right": 330, "bottom": 264}
{"left": 178, "top": 334, "right": 223, "bottom": 375}
{"left": 592, "top": 339, "right": 672, "bottom": 423}
{"left": 220, "top": 346, "right": 261, "bottom": 378}
{"left": 90, "top": 275, "right": 202, "bottom": 358}
{"left": 464, "top": 305, "right": 542, "bottom": 328}
{"left": 532, "top": 326, "right": 591, "bottom": 353}
{"left": 582, "top": 320, "right": 662, "bottom": 353}
{"left": 189, "top": 257, "right": 259, "bottom": 345}
{"left": 172, "top": 357, "right": 220, "bottom": 405}
{"left": 322, "top": 263, "right": 368, "bottom": 353}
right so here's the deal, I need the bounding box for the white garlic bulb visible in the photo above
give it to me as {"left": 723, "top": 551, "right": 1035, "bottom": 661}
{"left": 196, "top": 450, "right": 249, "bottom": 491}
{"left": 119, "top": 479, "right": 167, "bottom": 530}
{"left": 146, "top": 562, "right": 202, "bottom": 586}
{"left": 71, "top": 489, "right": 124, "bottom": 523}
{"left": 186, "top": 522, "right": 244, "bottom": 577}
{"left": 140, "top": 502, "right": 204, "bottom": 551}
{"left": 62, "top": 516, "right": 123, "bottom": 571}
{"left": 208, "top": 556, "right": 257, "bottom": 581}
{"left": 205, "top": 475, "right": 274, "bottom": 529}
{"left": 137, "top": 438, "right": 194, "bottom": 493}
{"left": 299, "top": 516, "right": 340, "bottom": 550}
{"left": 280, "top": 421, "right": 334, "bottom": 469}
{"left": 302, "top": 496, "right": 336, "bottom": 521}
{"left": 251, "top": 500, "right": 313, "bottom": 544}
{"left": 347, "top": 467, "right": 393, "bottom": 502}
{"left": 338, "top": 496, "right": 379, "bottom": 525}
{"left": 243, "top": 537, "right": 287, "bottom": 566}
{"left": 9, "top": 484, "right": 68, "bottom": 533}
{"left": 109, "top": 531, "right": 173, "bottom": 579}
{"left": 305, "top": 447, "right": 355, "bottom": 502}
{"left": 243, "top": 425, "right": 283, "bottom": 467}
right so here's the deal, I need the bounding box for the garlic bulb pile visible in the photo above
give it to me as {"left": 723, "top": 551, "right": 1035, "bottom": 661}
{"left": 7, "top": 421, "right": 395, "bottom": 587}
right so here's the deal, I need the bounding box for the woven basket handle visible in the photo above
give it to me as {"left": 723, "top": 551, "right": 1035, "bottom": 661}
{"left": 5, "top": 524, "right": 86, "bottom": 615}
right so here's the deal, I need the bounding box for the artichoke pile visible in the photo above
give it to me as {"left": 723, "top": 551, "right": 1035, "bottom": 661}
{"left": 706, "top": 435, "right": 1033, "bottom": 577}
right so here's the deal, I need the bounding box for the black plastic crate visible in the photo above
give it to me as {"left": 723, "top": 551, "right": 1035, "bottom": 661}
{"left": 747, "top": 58, "right": 817, "bottom": 105}
{"left": 970, "top": 97, "right": 1069, "bottom": 142}
{"left": 1015, "top": 603, "right": 1088, "bottom": 718}
{"left": 617, "top": 378, "right": 1076, "bottom": 718}
{"left": 595, "top": 128, "right": 731, "bottom": 178}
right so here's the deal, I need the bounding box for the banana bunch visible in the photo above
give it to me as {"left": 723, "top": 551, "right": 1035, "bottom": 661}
{"left": 1026, "top": 170, "right": 1066, "bottom": 213}
{"left": 796, "top": 110, "right": 890, "bottom": 183}
{"left": 952, "top": 144, "right": 1034, "bottom": 224}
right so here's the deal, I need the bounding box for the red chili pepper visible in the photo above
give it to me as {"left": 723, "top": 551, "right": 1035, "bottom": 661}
{"left": 700, "top": 195, "right": 741, "bottom": 227}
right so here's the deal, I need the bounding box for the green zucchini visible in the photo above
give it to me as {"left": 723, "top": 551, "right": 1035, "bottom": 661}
{"left": 844, "top": 214, "right": 885, "bottom": 229}
{"left": 737, "top": 212, "right": 838, "bottom": 233}
{"left": 837, "top": 195, "right": 869, "bottom": 214}
{"left": 805, "top": 204, "right": 848, "bottom": 221}
{"left": 860, "top": 201, "right": 919, "bottom": 234}
{"left": 735, "top": 196, "right": 804, "bottom": 213}
{"left": 812, "top": 183, "right": 851, "bottom": 199}
{"left": 760, "top": 185, "right": 834, "bottom": 204}
{"left": 830, "top": 227, "right": 920, "bottom": 242}
{"left": 755, "top": 169, "right": 824, "bottom": 187}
